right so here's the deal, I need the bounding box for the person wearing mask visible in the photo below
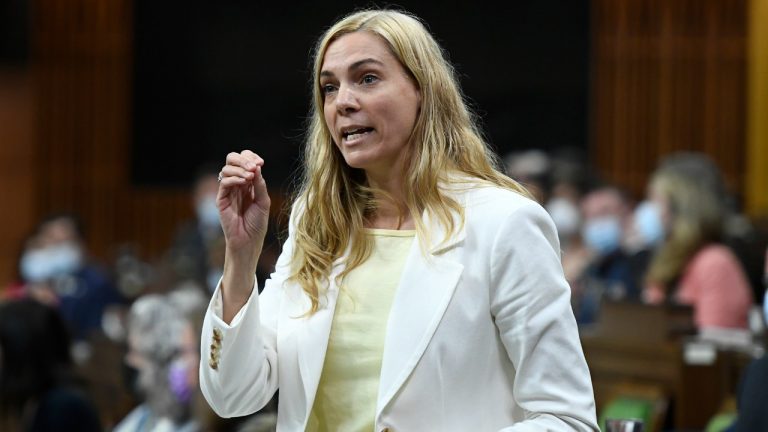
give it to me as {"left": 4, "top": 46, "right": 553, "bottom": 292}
{"left": 0, "top": 298, "right": 102, "bottom": 431}
{"left": 199, "top": 9, "right": 597, "bottom": 431}
{"left": 18, "top": 213, "right": 123, "bottom": 341}
{"left": 115, "top": 293, "right": 202, "bottom": 432}
{"left": 168, "top": 165, "right": 226, "bottom": 293}
{"left": 566, "top": 185, "right": 636, "bottom": 325}
{"left": 642, "top": 153, "right": 753, "bottom": 329}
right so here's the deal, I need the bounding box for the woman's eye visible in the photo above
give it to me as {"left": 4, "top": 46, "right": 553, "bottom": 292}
{"left": 322, "top": 84, "right": 337, "bottom": 94}
{"left": 362, "top": 74, "right": 378, "bottom": 84}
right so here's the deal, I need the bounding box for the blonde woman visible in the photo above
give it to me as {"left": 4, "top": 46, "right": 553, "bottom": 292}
{"left": 200, "top": 9, "right": 598, "bottom": 432}
{"left": 642, "top": 153, "right": 753, "bottom": 329}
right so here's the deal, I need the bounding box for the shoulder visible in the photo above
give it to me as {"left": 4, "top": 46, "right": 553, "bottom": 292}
{"left": 33, "top": 387, "right": 101, "bottom": 431}
{"left": 688, "top": 244, "right": 741, "bottom": 271}
{"left": 451, "top": 184, "right": 559, "bottom": 252}
{"left": 461, "top": 184, "right": 551, "bottom": 227}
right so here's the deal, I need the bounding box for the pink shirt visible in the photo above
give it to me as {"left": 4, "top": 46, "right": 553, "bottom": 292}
{"left": 645, "top": 244, "right": 753, "bottom": 329}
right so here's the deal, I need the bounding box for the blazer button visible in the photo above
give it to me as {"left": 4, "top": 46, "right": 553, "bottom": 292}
{"left": 209, "top": 358, "right": 218, "bottom": 370}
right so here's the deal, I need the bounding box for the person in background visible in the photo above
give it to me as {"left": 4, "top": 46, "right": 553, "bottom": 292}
{"left": 0, "top": 298, "right": 102, "bottom": 431}
{"left": 115, "top": 292, "right": 202, "bottom": 432}
{"left": 503, "top": 149, "right": 551, "bottom": 203}
{"left": 565, "top": 185, "right": 637, "bottom": 325}
{"left": 642, "top": 153, "right": 753, "bottom": 329}
{"left": 18, "top": 213, "right": 123, "bottom": 341}
{"left": 169, "top": 164, "right": 226, "bottom": 294}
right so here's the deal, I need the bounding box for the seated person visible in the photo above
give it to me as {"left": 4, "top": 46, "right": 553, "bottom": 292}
{"left": 641, "top": 153, "right": 753, "bottom": 330}
{"left": 19, "top": 213, "right": 123, "bottom": 341}
{"left": 567, "top": 185, "right": 636, "bottom": 324}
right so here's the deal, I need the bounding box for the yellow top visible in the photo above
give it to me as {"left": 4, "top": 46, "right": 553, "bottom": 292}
{"left": 307, "top": 228, "right": 415, "bottom": 432}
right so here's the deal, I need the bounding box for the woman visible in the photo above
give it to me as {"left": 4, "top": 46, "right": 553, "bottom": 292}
{"left": 642, "top": 153, "right": 753, "bottom": 329}
{"left": 200, "top": 9, "right": 598, "bottom": 431}
{"left": 115, "top": 292, "right": 203, "bottom": 432}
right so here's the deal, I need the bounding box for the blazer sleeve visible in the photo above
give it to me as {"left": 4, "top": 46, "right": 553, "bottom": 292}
{"left": 199, "top": 214, "right": 297, "bottom": 418}
{"left": 489, "top": 201, "right": 599, "bottom": 432}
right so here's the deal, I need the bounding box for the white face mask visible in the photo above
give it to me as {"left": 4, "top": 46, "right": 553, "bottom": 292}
{"left": 763, "top": 291, "right": 768, "bottom": 327}
{"left": 582, "top": 216, "right": 623, "bottom": 256}
{"left": 633, "top": 201, "right": 665, "bottom": 247}
{"left": 546, "top": 198, "right": 581, "bottom": 240}
{"left": 196, "top": 195, "right": 220, "bottom": 229}
{"left": 20, "top": 243, "right": 83, "bottom": 283}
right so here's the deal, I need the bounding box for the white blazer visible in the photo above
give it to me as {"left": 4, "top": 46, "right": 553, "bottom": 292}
{"left": 200, "top": 184, "right": 599, "bottom": 432}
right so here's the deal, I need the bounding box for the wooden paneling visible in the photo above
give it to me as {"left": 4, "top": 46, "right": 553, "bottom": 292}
{"left": 0, "top": 70, "right": 36, "bottom": 285}
{"left": 591, "top": 0, "right": 747, "bottom": 201}
{"left": 747, "top": 0, "right": 768, "bottom": 217}
{"left": 31, "top": 0, "right": 192, "bottom": 267}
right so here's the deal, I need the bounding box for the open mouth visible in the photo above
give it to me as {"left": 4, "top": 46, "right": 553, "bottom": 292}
{"left": 342, "top": 127, "right": 374, "bottom": 142}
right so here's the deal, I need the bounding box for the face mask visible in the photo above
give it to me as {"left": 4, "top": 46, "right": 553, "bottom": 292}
{"left": 196, "top": 195, "right": 221, "bottom": 229}
{"left": 546, "top": 198, "right": 581, "bottom": 239}
{"left": 633, "top": 201, "right": 665, "bottom": 247}
{"left": 763, "top": 291, "right": 768, "bottom": 326}
{"left": 582, "top": 216, "right": 622, "bottom": 256}
{"left": 168, "top": 358, "right": 192, "bottom": 404}
{"left": 20, "top": 243, "right": 83, "bottom": 283}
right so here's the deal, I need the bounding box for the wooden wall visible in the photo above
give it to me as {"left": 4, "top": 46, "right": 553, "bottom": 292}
{"left": 11, "top": 0, "right": 193, "bottom": 284}
{"left": 590, "top": 0, "right": 749, "bottom": 204}
{"left": 747, "top": 0, "right": 768, "bottom": 217}
{"left": 0, "top": 69, "right": 36, "bottom": 285}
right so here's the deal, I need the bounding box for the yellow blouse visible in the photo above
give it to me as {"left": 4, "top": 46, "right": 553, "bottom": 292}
{"left": 307, "top": 228, "right": 415, "bottom": 431}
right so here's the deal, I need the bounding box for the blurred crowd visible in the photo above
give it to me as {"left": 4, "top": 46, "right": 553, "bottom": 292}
{"left": 505, "top": 148, "right": 768, "bottom": 431}
{"left": 0, "top": 165, "right": 278, "bottom": 431}
{"left": 505, "top": 149, "right": 766, "bottom": 332}
{"left": 0, "top": 151, "right": 766, "bottom": 431}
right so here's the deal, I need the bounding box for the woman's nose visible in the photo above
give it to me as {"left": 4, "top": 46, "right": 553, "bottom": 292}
{"left": 335, "top": 85, "right": 360, "bottom": 113}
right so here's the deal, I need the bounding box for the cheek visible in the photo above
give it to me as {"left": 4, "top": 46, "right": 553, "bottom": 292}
{"left": 323, "top": 102, "right": 334, "bottom": 128}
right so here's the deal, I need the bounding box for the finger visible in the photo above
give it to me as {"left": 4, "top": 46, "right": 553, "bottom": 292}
{"left": 218, "top": 175, "right": 250, "bottom": 191}
{"left": 221, "top": 165, "right": 255, "bottom": 181}
{"left": 227, "top": 152, "right": 264, "bottom": 171}
{"left": 240, "top": 150, "right": 264, "bottom": 170}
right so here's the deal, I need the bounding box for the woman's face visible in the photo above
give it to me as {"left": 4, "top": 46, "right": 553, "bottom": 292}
{"left": 320, "top": 31, "right": 421, "bottom": 177}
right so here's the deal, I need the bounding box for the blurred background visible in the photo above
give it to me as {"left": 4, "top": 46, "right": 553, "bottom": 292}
{"left": 0, "top": 0, "right": 767, "bottom": 431}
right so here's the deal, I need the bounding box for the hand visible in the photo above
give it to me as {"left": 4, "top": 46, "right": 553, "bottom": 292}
{"left": 218, "top": 150, "right": 271, "bottom": 262}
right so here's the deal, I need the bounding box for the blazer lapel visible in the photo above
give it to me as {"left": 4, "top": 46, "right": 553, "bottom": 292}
{"left": 376, "top": 205, "right": 466, "bottom": 414}
{"left": 295, "top": 261, "right": 343, "bottom": 424}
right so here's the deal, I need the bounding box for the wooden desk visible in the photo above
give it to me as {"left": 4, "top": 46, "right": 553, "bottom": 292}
{"left": 580, "top": 301, "right": 753, "bottom": 430}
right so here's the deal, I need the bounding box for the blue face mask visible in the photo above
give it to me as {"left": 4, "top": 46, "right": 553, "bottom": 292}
{"left": 582, "top": 216, "right": 622, "bottom": 256}
{"left": 763, "top": 291, "right": 768, "bottom": 326}
{"left": 20, "top": 243, "right": 83, "bottom": 283}
{"left": 634, "top": 201, "right": 665, "bottom": 247}
{"left": 196, "top": 195, "right": 220, "bottom": 229}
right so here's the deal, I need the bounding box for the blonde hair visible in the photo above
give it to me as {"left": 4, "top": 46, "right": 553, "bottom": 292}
{"left": 646, "top": 153, "right": 726, "bottom": 291}
{"left": 289, "top": 9, "right": 529, "bottom": 313}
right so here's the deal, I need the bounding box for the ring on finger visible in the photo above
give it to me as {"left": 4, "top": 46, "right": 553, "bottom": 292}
{"left": 217, "top": 172, "right": 223, "bottom": 183}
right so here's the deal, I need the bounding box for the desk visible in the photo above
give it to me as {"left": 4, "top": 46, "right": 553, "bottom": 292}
{"left": 580, "top": 301, "right": 754, "bottom": 430}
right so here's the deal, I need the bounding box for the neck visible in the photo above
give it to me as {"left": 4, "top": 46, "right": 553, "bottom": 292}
{"left": 365, "top": 169, "right": 414, "bottom": 230}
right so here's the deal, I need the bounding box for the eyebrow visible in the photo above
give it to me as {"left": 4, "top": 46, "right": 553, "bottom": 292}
{"left": 320, "top": 58, "right": 385, "bottom": 78}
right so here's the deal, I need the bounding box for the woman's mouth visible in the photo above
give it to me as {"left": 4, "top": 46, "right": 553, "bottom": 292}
{"left": 342, "top": 127, "right": 375, "bottom": 143}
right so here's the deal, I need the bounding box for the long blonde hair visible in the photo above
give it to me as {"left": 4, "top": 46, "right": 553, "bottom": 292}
{"left": 646, "top": 153, "right": 727, "bottom": 291}
{"left": 289, "top": 9, "right": 529, "bottom": 313}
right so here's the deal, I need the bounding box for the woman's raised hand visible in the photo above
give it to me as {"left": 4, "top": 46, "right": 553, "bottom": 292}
{"left": 217, "top": 150, "right": 271, "bottom": 268}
